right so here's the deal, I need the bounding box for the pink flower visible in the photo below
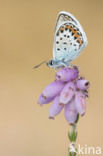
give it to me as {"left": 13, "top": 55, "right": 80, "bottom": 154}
{"left": 38, "top": 94, "right": 55, "bottom": 106}
{"left": 64, "top": 99, "right": 78, "bottom": 124}
{"left": 75, "top": 91, "right": 86, "bottom": 116}
{"left": 42, "top": 80, "right": 65, "bottom": 99}
{"left": 38, "top": 66, "right": 90, "bottom": 124}
{"left": 56, "top": 66, "right": 79, "bottom": 82}
{"left": 49, "top": 95, "right": 64, "bottom": 119}
{"left": 59, "top": 82, "right": 75, "bottom": 105}
{"left": 76, "top": 78, "right": 90, "bottom": 90}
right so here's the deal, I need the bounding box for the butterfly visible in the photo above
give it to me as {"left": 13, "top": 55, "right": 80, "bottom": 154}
{"left": 34, "top": 11, "right": 88, "bottom": 69}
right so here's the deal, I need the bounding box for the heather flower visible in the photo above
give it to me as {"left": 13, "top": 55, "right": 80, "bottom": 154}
{"left": 49, "top": 95, "right": 64, "bottom": 119}
{"left": 75, "top": 91, "right": 86, "bottom": 116}
{"left": 38, "top": 94, "right": 54, "bottom": 106}
{"left": 42, "top": 80, "right": 65, "bottom": 99}
{"left": 64, "top": 99, "right": 78, "bottom": 124}
{"left": 59, "top": 82, "right": 75, "bottom": 105}
{"left": 56, "top": 66, "right": 79, "bottom": 82}
{"left": 38, "top": 66, "right": 90, "bottom": 124}
{"left": 76, "top": 78, "right": 90, "bottom": 90}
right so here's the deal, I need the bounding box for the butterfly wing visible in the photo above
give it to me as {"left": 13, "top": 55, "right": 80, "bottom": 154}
{"left": 53, "top": 11, "right": 88, "bottom": 63}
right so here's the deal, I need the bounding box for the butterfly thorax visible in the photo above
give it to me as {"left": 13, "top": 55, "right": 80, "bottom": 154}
{"left": 46, "top": 58, "right": 70, "bottom": 69}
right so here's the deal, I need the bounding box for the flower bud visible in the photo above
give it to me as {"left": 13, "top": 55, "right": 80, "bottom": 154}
{"left": 76, "top": 79, "right": 90, "bottom": 90}
{"left": 49, "top": 96, "right": 63, "bottom": 119}
{"left": 64, "top": 100, "right": 78, "bottom": 124}
{"left": 75, "top": 91, "right": 86, "bottom": 116}
{"left": 42, "top": 80, "right": 65, "bottom": 99}
{"left": 60, "top": 82, "right": 75, "bottom": 105}
{"left": 38, "top": 94, "right": 54, "bottom": 105}
{"left": 56, "top": 66, "right": 79, "bottom": 82}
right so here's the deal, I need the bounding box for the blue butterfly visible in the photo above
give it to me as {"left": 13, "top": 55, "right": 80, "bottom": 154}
{"left": 34, "top": 11, "right": 88, "bottom": 69}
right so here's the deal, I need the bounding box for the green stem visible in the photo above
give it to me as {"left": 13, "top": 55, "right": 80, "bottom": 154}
{"left": 68, "top": 114, "right": 79, "bottom": 156}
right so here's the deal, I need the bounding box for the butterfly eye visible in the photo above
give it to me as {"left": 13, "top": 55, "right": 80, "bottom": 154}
{"left": 50, "top": 60, "right": 53, "bottom": 65}
{"left": 47, "top": 60, "right": 54, "bottom": 67}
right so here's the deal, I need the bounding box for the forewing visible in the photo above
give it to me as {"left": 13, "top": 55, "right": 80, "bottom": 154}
{"left": 55, "top": 11, "right": 78, "bottom": 30}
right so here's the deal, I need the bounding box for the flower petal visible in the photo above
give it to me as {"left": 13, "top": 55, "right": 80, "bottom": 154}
{"left": 76, "top": 79, "right": 90, "bottom": 90}
{"left": 38, "top": 94, "right": 55, "bottom": 105}
{"left": 75, "top": 91, "right": 86, "bottom": 116}
{"left": 56, "top": 66, "right": 79, "bottom": 82}
{"left": 42, "top": 80, "right": 65, "bottom": 99}
{"left": 49, "top": 95, "right": 63, "bottom": 119}
{"left": 60, "top": 82, "right": 75, "bottom": 105}
{"left": 64, "top": 99, "right": 78, "bottom": 124}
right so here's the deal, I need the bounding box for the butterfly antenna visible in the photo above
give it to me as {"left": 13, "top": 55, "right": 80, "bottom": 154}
{"left": 33, "top": 60, "right": 48, "bottom": 69}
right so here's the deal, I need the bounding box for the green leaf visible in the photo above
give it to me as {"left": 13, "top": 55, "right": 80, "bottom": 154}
{"left": 73, "top": 152, "right": 77, "bottom": 156}
{"left": 75, "top": 131, "right": 77, "bottom": 140}
{"left": 75, "top": 113, "right": 79, "bottom": 124}
{"left": 71, "top": 130, "right": 75, "bottom": 141}
{"left": 71, "top": 130, "right": 77, "bottom": 142}
{"left": 68, "top": 132, "right": 72, "bottom": 142}
{"left": 69, "top": 152, "right": 72, "bottom": 156}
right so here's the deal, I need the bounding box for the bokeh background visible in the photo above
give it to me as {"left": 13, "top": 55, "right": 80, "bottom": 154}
{"left": 0, "top": 0, "right": 103, "bottom": 156}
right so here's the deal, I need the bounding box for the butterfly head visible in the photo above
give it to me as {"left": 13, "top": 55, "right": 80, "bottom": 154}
{"left": 46, "top": 59, "right": 54, "bottom": 68}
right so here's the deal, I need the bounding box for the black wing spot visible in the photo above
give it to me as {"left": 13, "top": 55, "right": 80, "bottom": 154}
{"left": 65, "top": 28, "right": 68, "bottom": 31}
{"left": 67, "top": 35, "right": 70, "bottom": 38}
{"left": 60, "top": 37, "right": 62, "bottom": 40}
{"left": 72, "top": 33, "right": 74, "bottom": 36}
{"left": 64, "top": 48, "right": 67, "bottom": 50}
{"left": 74, "top": 44, "right": 76, "bottom": 46}
{"left": 56, "top": 32, "right": 59, "bottom": 36}
{"left": 74, "top": 36, "right": 77, "bottom": 40}
{"left": 61, "top": 30, "right": 64, "bottom": 33}
{"left": 63, "top": 42, "right": 67, "bottom": 44}
{"left": 56, "top": 41, "right": 59, "bottom": 44}
{"left": 64, "top": 35, "right": 66, "bottom": 37}
{"left": 57, "top": 48, "right": 60, "bottom": 51}
{"left": 70, "top": 43, "right": 72, "bottom": 45}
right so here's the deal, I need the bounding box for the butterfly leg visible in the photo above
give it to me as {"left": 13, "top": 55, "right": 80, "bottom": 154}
{"left": 54, "top": 68, "right": 58, "bottom": 72}
{"left": 69, "top": 63, "right": 79, "bottom": 70}
{"left": 59, "top": 59, "right": 69, "bottom": 67}
{"left": 61, "top": 62, "right": 68, "bottom": 67}
{"left": 53, "top": 63, "right": 67, "bottom": 71}
{"left": 69, "top": 63, "right": 73, "bottom": 68}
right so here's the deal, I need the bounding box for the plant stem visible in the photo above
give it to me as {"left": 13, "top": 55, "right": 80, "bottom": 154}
{"left": 68, "top": 114, "right": 79, "bottom": 156}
